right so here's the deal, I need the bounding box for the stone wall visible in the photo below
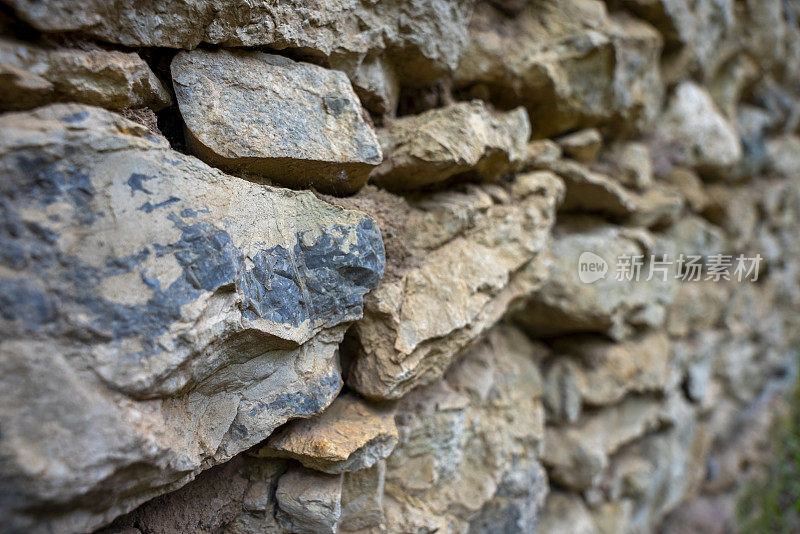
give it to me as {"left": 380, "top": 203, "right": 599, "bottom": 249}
{"left": 0, "top": 0, "right": 799, "bottom": 533}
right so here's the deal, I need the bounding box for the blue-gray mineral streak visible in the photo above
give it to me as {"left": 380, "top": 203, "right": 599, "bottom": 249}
{"left": 0, "top": 104, "right": 384, "bottom": 534}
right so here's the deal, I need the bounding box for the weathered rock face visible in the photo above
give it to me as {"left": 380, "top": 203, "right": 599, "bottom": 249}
{"left": 0, "top": 38, "right": 170, "bottom": 111}
{"left": 2, "top": 0, "right": 800, "bottom": 532}
{"left": 381, "top": 325, "right": 548, "bottom": 533}
{"left": 455, "top": 0, "right": 663, "bottom": 137}
{"left": 171, "top": 49, "right": 382, "bottom": 194}
{"left": 344, "top": 172, "right": 563, "bottom": 399}
{"left": 257, "top": 392, "right": 398, "bottom": 474}
{"left": 2, "top": 0, "right": 474, "bottom": 84}
{"left": 0, "top": 104, "right": 384, "bottom": 533}
{"left": 513, "top": 219, "right": 677, "bottom": 339}
{"left": 544, "top": 332, "right": 671, "bottom": 423}
{"left": 371, "top": 100, "right": 530, "bottom": 191}
{"left": 655, "top": 81, "right": 742, "bottom": 177}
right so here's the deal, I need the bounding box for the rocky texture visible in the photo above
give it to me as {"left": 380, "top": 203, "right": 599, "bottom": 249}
{"left": 381, "top": 325, "right": 548, "bottom": 533}
{"left": 655, "top": 82, "right": 742, "bottom": 177}
{"left": 275, "top": 468, "right": 343, "bottom": 534}
{"left": 2, "top": 1, "right": 800, "bottom": 533}
{"left": 455, "top": 0, "right": 663, "bottom": 137}
{"left": 257, "top": 392, "right": 398, "bottom": 474}
{"left": 513, "top": 219, "right": 677, "bottom": 339}
{"left": 547, "top": 159, "right": 683, "bottom": 226}
{"left": 371, "top": 100, "right": 529, "bottom": 191}
{"left": 0, "top": 104, "right": 383, "bottom": 533}
{"left": 542, "top": 395, "right": 667, "bottom": 489}
{"left": 544, "top": 332, "right": 671, "bottom": 422}
{"left": 0, "top": 38, "right": 170, "bottom": 111}
{"left": 345, "top": 172, "right": 563, "bottom": 399}
{"left": 171, "top": 49, "right": 382, "bottom": 194}
{"left": 556, "top": 128, "right": 603, "bottom": 162}
{"left": 1, "top": 0, "right": 474, "bottom": 85}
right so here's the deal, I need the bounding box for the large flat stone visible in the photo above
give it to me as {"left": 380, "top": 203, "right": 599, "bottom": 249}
{"left": 0, "top": 104, "right": 384, "bottom": 533}
{"left": 172, "top": 49, "right": 382, "bottom": 195}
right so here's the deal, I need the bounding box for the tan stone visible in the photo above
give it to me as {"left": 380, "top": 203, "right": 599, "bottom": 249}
{"left": 537, "top": 492, "right": 599, "bottom": 534}
{"left": 0, "top": 38, "right": 170, "bottom": 112}
{"left": 371, "top": 100, "right": 529, "bottom": 191}
{"left": 600, "top": 141, "right": 653, "bottom": 190}
{"left": 557, "top": 128, "right": 603, "bottom": 162}
{"left": 548, "top": 159, "right": 682, "bottom": 226}
{"left": 524, "top": 139, "right": 563, "bottom": 169}
{"left": 455, "top": 0, "right": 662, "bottom": 137}
{"left": 171, "top": 49, "right": 382, "bottom": 194}
{"left": 663, "top": 167, "right": 710, "bottom": 212}
{"left": 552, "top": 332, "right": 672, "bottom": 408}
{"left": 346, "top": 172, "right": 563, "bottom": 399}
{"left": 258, "top": 392, "right": 398, "bottom": 474}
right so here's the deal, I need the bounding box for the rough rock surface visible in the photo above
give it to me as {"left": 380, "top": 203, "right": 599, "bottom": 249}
{"left": 455, "top": 0, "right": 663, "bottom": 137}
{"left": 544, "top": 332, "right": 671, "bottom": 422}
{"left": 655, "top": 82, "right": 742, "bottom": 176}
{"left": 345, "top": 172, "right": 563, "bottom": 399}
{"left": 172, "top": 49, "right": 382, "bottom": 194}
{"left": 0, "top": 104, "right": 383, "bottom": 533}
{"left": 381, "top": 325, "right": 548, "bottom": 533}
{"left": 2, "top": 0, "right": 800, "bottom": 533}
{"left": 556, "top": 128, "right": 603, "bottom": 162}
{"left": 275, "top": 468, "right": 343, "bottom": 534}
{"left": 257, "top": 392, "right": 398, "bottom": 474}
{"left": 514, "top": 219, "right": 676, "bottom": 339}
{"left": 371, "top": 100, "right": 530, "bottom": 191}
{"left": 0, "top": 38, "right": 170, "bottom": 111}
{"left": 2, "top": 0, "right": 474, "bottom": 84}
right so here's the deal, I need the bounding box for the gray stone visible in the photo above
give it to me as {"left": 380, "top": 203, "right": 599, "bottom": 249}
{"left": 542, "top": 396, "right": 666, "bottom": 490}
{"left": 467, "top": 459, "right": 549, "bottom": 533}
{"left": 0, "top": 104, "right": 384, "bottom": 533}
{"left": 276, "top": 468, "right": 343, "bottom": 534}
{"left": 514, "top": 219, "right": 676, "bottom": 339}
{"left": 339, "top": 461, "right": 386, "bottom": 532}
{"left": 381, "top": 325, "right": 546, "bottom": 533}
{"left": 655, "top": 82, "right": 742, "bottom": 177}
{"left": 172, "top": 49, "right": 382, "bottom": 195}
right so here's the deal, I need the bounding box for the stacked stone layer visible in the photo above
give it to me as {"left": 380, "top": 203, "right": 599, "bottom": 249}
{"left": 0, "top": 1, "right": 799, "bottom": 533}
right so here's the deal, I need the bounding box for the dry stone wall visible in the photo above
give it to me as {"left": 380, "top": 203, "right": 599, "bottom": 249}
{"left": 0, "top": 0, "right": 799, "bottom": 533}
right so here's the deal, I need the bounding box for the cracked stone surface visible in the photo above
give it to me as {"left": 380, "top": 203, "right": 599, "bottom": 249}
{"left": 171, "top": 49, "right": 382, "bottom": 195}
{"left": 0, "top": 104, "right": 384, "bottom": 533}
